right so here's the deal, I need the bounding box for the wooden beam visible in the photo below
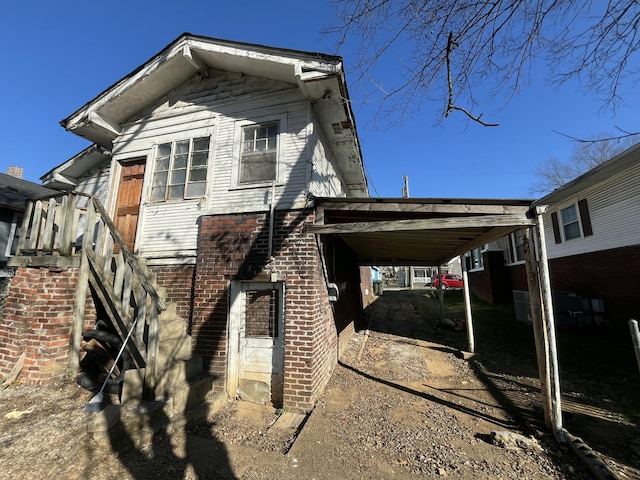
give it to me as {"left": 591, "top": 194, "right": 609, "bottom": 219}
{"left": 309, "top": 214, "right": 534, "bottom": 235}
{"left": 88, "top": 111, "right": 121, "bottom": 137}
{"left": 182, "top": 45, "right": 209, "bottom": 77}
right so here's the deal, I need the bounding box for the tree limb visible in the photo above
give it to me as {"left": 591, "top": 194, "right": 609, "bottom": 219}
{"left": 445, "top": 31, "right": 499, "bottom": 127}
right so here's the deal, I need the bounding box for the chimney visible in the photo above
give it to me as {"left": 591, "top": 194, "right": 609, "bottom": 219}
{"left": 7, "top": 166, "right": 24, "bottom": 179}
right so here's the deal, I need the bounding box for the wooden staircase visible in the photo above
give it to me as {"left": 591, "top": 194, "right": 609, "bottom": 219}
{"left": 13, "top": 192, "right": 209, "bottom": 411}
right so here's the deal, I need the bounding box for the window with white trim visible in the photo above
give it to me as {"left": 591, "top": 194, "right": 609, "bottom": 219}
{"left": 550, "top": 198, "right": 593, "bottom": 244}
{"left": 508, "top": 229, "right": 526, "bottom": 263}
{"left": 469, "top": 247, "right": 484, "bottom": 270}
{"left": 150, "top": 136, "right": 211, "bottom": 202}
{"left": 560, "top": 204, "right": 581, "bottom": 240}
{"left": 239, "top": 121, "right": 279, "bottom": 184}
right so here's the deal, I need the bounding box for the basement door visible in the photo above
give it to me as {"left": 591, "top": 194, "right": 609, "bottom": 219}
{"left": 228, "top": 282, "right": 285, "bottom": 407}
{"left": 113, "top": 158, "right": 146, "bottom": 251}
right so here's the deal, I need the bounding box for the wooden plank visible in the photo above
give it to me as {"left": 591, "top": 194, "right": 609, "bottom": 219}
{"left": 68, "top": 199, "right": 95, "bottom": 378}
{"left": 86, "top": 249, "right": 146, "bottom": 369}
{"left": 15, "top": 200, "right": 34, "bottom": 254}
{"left": 90, "top": 197, "right": 165, "bottom": 313}
{"left": 308, "top": 214, "right": 534, "bottom": 235}
{"left": 27, "top": 200, "right": 43, "bottom": 251}
{"left": 59, "top": 193, "right": 76, "bottom": 256}
{"left": 41, "top": 198, "right": 57, "bottom": 250}
{"left": 315, "top": 200, "right": 532, "bottom": 215}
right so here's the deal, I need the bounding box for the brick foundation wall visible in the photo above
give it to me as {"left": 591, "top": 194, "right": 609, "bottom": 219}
{"left": 193, "top": 209, "right": 349, "bottom": 412}
{"left": 149, "top": 264, "right": 196, "bottom": 321}
{"left": 547, "top": 245, "right": 640, "bottom": 331}
{"left": 0, "top": 265, "right": 96, "bottom": 384}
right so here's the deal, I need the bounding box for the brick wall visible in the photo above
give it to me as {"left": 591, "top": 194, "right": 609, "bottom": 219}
{"left": 0, "top": 266, "right": 96, "bottom": 383}
{"left": 192, "top": 209, "right": 353, "bottom": 412}
{"left": 547, "top": 244, "right": 640, "bottom": 331}
{"left": 469, "top": 250, "right": 513, "bottom": 304}
{"left": 149, "top": 264, "right": 196, "bottom": 321}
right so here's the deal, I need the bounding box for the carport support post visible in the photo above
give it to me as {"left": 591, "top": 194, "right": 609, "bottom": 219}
{"left": 437, "top": 264, "right": 444, "bottom": 322}
{"left": 460, "top": 255, "right": 474, "bottom": 353}
{"left": 526, "top": 207, "right": 565, "bottom": 443}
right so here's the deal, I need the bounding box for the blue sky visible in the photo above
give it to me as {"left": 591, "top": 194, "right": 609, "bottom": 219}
{"left": 1, "top": 1, "right": 638, "bottom": 199}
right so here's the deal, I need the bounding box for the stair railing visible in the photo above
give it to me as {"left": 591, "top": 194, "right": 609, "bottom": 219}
{"left": 15, "top": 191, "right": 165, "bottom": 397}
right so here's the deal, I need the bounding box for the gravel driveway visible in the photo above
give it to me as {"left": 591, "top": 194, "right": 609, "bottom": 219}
{"left": 0, "top": 290, "right": 620, "bottom": 479}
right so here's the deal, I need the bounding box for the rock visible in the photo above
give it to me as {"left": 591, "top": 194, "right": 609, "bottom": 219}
{"left": 490, "top": 430, "right": 543, "bottom": 452}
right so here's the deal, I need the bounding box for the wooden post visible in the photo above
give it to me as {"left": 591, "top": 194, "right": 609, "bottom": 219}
{"left": 438, "top": 264, "right": 444, "bottom": 322}
{"left": 527, "top": 206, "right": 565, "bottom": 443}
{"left": 60, "top": 193, "right": 76, "bottom": 256}
{"left": 460, "top": 255, "right": 474, "bottom": 353}
{"left": 68, "top": 198, "right": 94, "bottom": 378}
{"left": 523, "top": 227, "right": 553, "bottom": 430}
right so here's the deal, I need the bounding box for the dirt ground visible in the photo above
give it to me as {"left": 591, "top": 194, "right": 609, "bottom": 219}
{"left": 1, "top": 289, "right": 638, "bottom": 479}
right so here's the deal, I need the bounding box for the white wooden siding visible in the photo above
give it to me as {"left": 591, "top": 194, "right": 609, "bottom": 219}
{"left": 543, "top": 162, "right": 640, "bottom": 259}
{"left": 137, "top": 200, "right": 202, "bottom": 262}
{"left": 75, "top": 161, "right": 112, "bottom": 207}
{"left": 103, "top": 68, "right": 337, "bottom": 263}
{"left": 208, "top": 99, "right": 312, "bottom": 214}
{"left": 309, "top": 116, "right": 347, "bottom": 198}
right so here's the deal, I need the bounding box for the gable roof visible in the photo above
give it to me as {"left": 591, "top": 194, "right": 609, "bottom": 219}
{"left": 58, "top": 33, "right": 368, "bottom": 196}
{"left": 0, "top": 174, "right": 58, "bottom": 211}
{"left": 534, "top": 140, "right": 640, "bottom": 207}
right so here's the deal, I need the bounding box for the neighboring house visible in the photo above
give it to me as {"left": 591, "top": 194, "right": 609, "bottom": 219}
{"left": 0, "top": 172, "right": 57, "bottom": 316}
{"left": 1, "top": 34, "right": 369, "bottom": 413}
{"left": 0, "top": 172, "right": 57, "bottom": 268}
{"left": 468, "top": 141, "right": 640, "bottom": 333}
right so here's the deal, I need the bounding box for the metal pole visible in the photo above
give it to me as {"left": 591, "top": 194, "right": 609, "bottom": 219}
{"left": 533, "top": 206, "right": 565, "bottom": 443}
{"left": 460, "top": 255, "right": 474, "bottom": 353}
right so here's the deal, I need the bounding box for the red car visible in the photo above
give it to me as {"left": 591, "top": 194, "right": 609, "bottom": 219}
{"left": 432, "top": 274, "right": 463, "bottom": 289}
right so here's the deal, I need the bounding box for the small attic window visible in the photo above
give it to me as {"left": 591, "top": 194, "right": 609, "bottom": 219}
{"left": 331, "top": 123, "right": 343, "bottom": 135}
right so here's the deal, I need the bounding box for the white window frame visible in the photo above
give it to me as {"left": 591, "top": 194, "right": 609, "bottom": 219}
{"left": 559, "top": 201, "right": 583, "bottom": 241}
{"left": 468, "top": 245, "right": 486, "bottom": 271}
{"left": 150, "top": 135, "right": 212, "bottom": 203}
{"left": 231, "top": 115, "right": 286, "bottom": 189}
{"left": 507, "top": 229, "right": 526, "bottom": 265}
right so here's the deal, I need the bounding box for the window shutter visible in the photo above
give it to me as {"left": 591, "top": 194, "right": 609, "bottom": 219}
{"left": 551, "top": 211, "right": 562, "bottom": 244}
{"left": 578, "top": 199, "right": 593, "bottom": 237}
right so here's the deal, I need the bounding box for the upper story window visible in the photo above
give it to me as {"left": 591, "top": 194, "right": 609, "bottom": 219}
{"left": 150, "top": 136, "right": 211, "bottom": 202}
{"left": 239, "top": 121, "right": 279, "bottom": 184}
{"left": 560, "top": 204, "right": 581, "bottom": 240}
{"left": 550, "top": 199, "right": 593, "bottom": 244}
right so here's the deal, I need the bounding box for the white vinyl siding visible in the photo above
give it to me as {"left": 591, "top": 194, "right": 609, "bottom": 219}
{"left": 544, "top": 161, "right": 640, "bottom": 259}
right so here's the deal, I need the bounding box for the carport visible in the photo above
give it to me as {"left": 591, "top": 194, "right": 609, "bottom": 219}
{"left": 311, "top": 197, "right": 565, "bottom": 442}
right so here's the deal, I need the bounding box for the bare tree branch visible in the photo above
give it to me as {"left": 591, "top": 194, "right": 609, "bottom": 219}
{"left": 326, "top": 1, "right": 640, "bottom": 126}
{"left": 445, "top": 31, "right": 499, "bottom": 127}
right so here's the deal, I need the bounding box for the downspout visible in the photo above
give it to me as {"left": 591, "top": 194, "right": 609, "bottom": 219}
{"left": 268, "top": 180, "right": 276, "bottom": 260}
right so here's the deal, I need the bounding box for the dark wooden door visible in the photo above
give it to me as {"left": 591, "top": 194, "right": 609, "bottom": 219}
{"left": 114, "top": 159, "right": 145, "bottom": 252}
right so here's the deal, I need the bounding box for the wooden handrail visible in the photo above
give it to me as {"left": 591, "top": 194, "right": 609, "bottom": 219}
{"left": 17, "top": 191, "right": 164, "bottom": 397}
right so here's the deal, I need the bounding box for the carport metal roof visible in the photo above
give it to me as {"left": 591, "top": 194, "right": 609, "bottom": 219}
{"left": 311, "top": 197, "right": 536, "bottom": 265}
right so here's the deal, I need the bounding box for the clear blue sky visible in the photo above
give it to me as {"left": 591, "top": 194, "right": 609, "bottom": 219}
{"left": 1, "top": 1, "right": 638, "bottom": 199}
